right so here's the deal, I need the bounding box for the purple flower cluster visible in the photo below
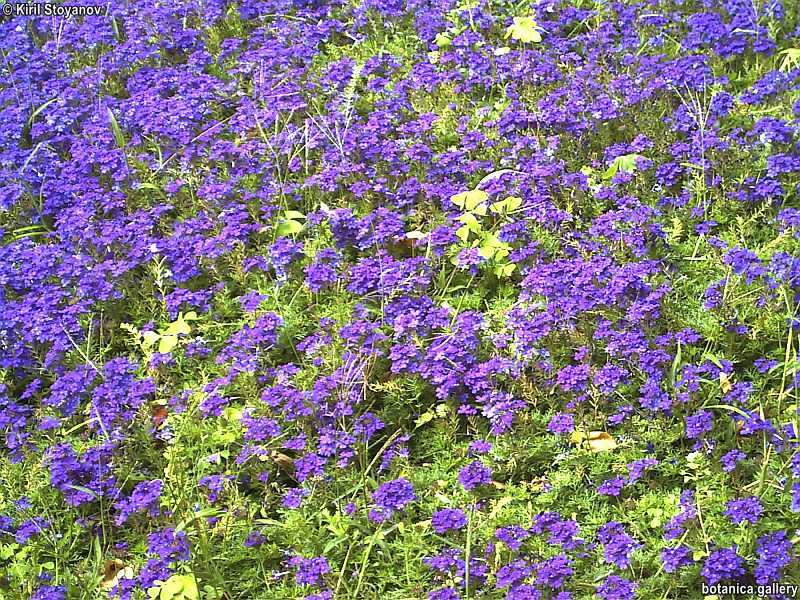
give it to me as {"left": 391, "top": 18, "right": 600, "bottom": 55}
{"left": 370, "top": 478, "right": 416, "bottom": 522}
{"left": 0, "top": 0, "right": 798, "bottom": 596}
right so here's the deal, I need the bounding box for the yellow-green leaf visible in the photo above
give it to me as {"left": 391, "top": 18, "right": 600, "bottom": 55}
{"left": 157, "top": 574, "right": 199, "bottom": 600}
{"left": 160, "top": 315, "right": 192, "bottom": 337}
{"left": 779, "top": 48, "right": 800, "bottom": 72}
{"left": 277, "top": 219, "right": 304, "bottom": 236}
{"left": 457, "top": 212, "right": 482, "bottom": 233}
{"left": 603, "top": 153, "right": 641, "bottom": 180}
{"left": 157, "top": 335, "right": 179, "bottom": 354}
{"left": 478, "top": 242, "right": 496, "bottom": 260}
{"left": 451, "top": 189, "right": 488, "bottom": 211}
{"left": 570, "top": 430, "right": 617, "bottom": 452}
{"left": 142, "top": 331, "right": 160, "bottom": 350}
{"left": 435, "top": 32, "right": 452, "bottom": 47}
{"left": 494, "top": 262, "right": 516, "bottom": 277}
{"left": 415, "top": 411, "right": 434, "bottom": 427}
{"left": 505, "top": 16, "right": 543, "bottom": 44}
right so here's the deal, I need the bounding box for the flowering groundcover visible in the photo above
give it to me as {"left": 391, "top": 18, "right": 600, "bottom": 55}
{"left": 1, "top": 0, "right": 800, "bottom": 599}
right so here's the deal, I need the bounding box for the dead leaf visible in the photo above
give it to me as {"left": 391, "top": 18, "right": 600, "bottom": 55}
{"left": 570, "top": 430, "right": 617, "bottom": 452}
{"left": 100, "top": 559, "right": 134, "bottom": 591}
{"left": 719, "top": 372, "right": 733, "bottom": 394}
{"left": 270, "top": 451, "right": 295, "bottom": 472}
{"left": 152, "top": 405, "right": 169, "bottom": 428}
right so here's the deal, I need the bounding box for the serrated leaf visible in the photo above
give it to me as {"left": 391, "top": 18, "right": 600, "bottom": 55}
{"left": 489, "top": 496, "right": 513, "bottom": 519}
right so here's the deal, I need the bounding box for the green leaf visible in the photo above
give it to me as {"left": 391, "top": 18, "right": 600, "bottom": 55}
{"left": 277, "top": 219, "right": 304, "bottom": 236}
{"left": 490, "top": 196, "right": 522, "bottom": 215}
{"left": 456, "top": 224, "right": 471, "bottom": 243}
{"left": 160, "top": 314, "right": 192, "bottom": 337}
{"left": 778, "top": 48, "right": 800, "bottom": 72}
{"left": 107, "top": 108, "right": 126, "bottom": 149}
{"left": 451, "top": 189, "right": 488, "bottom": 211}
{"left": 494, "top": 263, "right": 516, "bottom": 277}
{"left": 284, "top": 210, "right": 306, "bottom": 220}
{"left": 142, "top": 330, "right": 160, "bottom": 350}
{"left": 472, "top": 202, "right": 487, "bottom": 216}
{"left": 157, "top": 335, "right": 179, "bottom": 354}
{"left": 28, "top": 97, "right": 57, "bottom": 126}
{"left": 603, "top": 153, "right": 642, "bottom": 180}
{"left": 457, "top": 212, "right": 482, "bottom": 234}
{"left": 505, "top": 16, "right": 543, "bottom": 43}
{"left": 505, "top": 196, "right": 522, "bottom": 212}
{"left": 415, "top": 411, "right": 434, "bottom": 427}
{"left": 478, "top": 243, "right": 495, "bottom": 260}
{"left": 434, "top": 32, "right": 452, "bottom": 47}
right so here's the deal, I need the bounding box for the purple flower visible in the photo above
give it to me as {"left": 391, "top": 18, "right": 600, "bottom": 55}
{"left": 597, "top": 522, "right": 639, "bottom": 569}
{"left": 724, "top": 496, "right": 763, "bottom": 525}
{"left": 370, "top": 478, "right": 415, "bottom": 522}
{"left": 428, "top": 588, "right": 460, "bottom": 600}
{"left": 496, "top": 525, "right": 530, "bottom": 551}
{"left": 283, "top": 487, "right": 309, "bottom": 509}
{"left": 661, "top": 545, "right": 693, "bottom": 573}
{"left": 113, "top": 479, "right": 162, "bottom": 525}
{"left": 547, "top": 412, "right": 574, "bottom": 435}
{"left": 720, "top": 449, "right": 745, "bottom": 473}
{"left": 289, "top": 556, "right": 330, "bottom": 587}
{"left": 754, "top": 530, "right": 792, "bottom": 584}
{"left": 685, "top": 410, "right": 713, "bottom": 439}
{"left": 468, "top": 440, "right": 492, "bottom": 455}
{"left": 597, "top": 477, "right": 626, "bottom": 497}
{"left": 701, "top": 547, "right": 746, "bottom": 586}
{"left": 431, "top": 508, "right": 467, "bottom": 534}
{"left": 664, "top": 490, "right": 697, "bottom": 540}
{"left": 627, "top": 458, "right": 658, "bottom": 484}
{"left": 14, "top": 518, "right": 48, "bottom": 544}
{"left": 596, "top": 575, "right": 637, "bottom": 600}
{"left": 534, "top": 554, "right": 572, "bottom": 588}
{"left": 458, "top": 461, "right": 492, "bottom": 491}
{"left": 30, "top": 585, "right": 67, "bottom": 600}
{"left": 244, "top": 531, "right": 266, "bottom": 548}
